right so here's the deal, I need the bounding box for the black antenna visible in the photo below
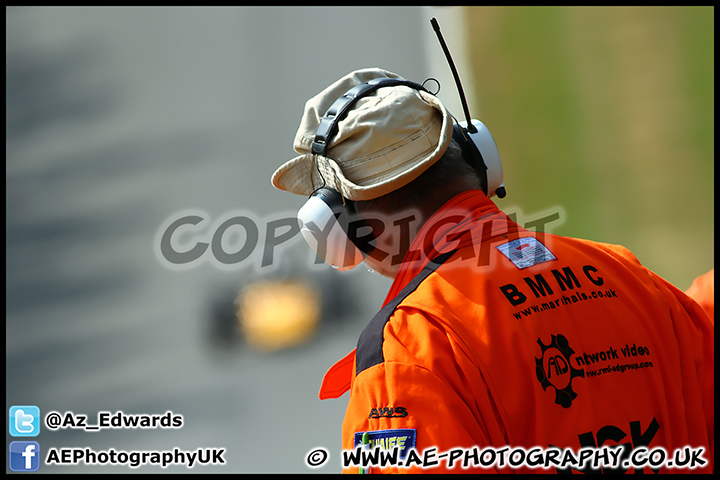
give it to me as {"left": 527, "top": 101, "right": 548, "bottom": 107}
{"left": 430, "top": 17, "right": 477, "bottom": 133}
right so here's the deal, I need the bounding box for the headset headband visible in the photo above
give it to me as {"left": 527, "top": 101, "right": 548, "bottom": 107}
{"left": 311, "top": 77, "right": 429, "bottom": 157}
{"left": 452, "top": 125, "right": 488, "bottom": 194}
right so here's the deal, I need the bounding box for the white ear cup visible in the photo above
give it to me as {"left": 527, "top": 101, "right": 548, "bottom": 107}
{"left": 460, "top": 119, "right": 505, "bottom": 198}
{"left": 297, "top": 195, "right": 364, "bottom": 271}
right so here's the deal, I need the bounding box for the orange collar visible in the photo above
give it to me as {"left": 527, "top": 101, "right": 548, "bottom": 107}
{"left": 319, "top": 190, "right": 513, "bottom": 400}
{"left": 319, "top": 348, "right": 356, "bottom": 400}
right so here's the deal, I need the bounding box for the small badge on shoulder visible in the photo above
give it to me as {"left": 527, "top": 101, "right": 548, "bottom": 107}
{"left": 497, "top": 236, "right": 556, "bottom": 269}
{"left": 353, "top": 428, "right": 417, "bottom": 459}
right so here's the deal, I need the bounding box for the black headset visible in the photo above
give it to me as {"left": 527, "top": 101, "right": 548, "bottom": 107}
{"left": 296, "top": 18, "right": 505, "bottom": 271}
{"left": 310, "top": 77, "right": 431, "bottom": 158}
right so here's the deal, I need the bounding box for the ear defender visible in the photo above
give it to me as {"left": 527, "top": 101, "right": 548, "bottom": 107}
{"left": 454, "top": 119, "right": 506, "bottom": 199}
{"left": 296, "top": 187, "right": 365, "bottom": 271}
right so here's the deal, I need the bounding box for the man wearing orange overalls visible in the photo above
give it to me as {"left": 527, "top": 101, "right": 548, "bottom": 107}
{"left": 271, "top": 68, "right": 713, "bottom": 473}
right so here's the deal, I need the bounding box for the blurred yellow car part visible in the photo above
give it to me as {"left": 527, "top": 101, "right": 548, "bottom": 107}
{"left": 237, "top": 280, "right": 321, "bottom": 352}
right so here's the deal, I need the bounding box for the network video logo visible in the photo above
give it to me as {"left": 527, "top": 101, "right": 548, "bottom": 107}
{"left": 9, "top": 405, "right": 41, "bottom": 437}
{"left": 9, "top": 441, "right": 41, "bottom": 472}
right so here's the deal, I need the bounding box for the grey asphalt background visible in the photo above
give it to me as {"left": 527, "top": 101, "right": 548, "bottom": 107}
{"left": 6, "top": 6, "right": 466, "bottom": 474}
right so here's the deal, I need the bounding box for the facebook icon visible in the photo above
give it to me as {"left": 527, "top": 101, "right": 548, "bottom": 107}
{"left": 9, "top": 441, "right": 40, "bottom": 472}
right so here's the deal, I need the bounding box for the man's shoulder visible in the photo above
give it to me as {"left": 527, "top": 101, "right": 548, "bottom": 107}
{"left": 355, "top": 251, "right": 458, "bottom": 377}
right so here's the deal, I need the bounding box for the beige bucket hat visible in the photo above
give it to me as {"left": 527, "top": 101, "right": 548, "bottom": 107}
{"left": 271, "top": 67, "right": 455, "bottom": 202}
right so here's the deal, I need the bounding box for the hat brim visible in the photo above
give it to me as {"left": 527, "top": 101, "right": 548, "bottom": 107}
{"left": 271, "top": 91, "right": 454, "bottom": 202}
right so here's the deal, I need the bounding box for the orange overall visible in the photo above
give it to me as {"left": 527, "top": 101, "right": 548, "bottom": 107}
{"left": 685, "top": 268, "right": 714, "bottom": 323}
{"left": 320, "top": 190, "right": 714, "bottom": 474}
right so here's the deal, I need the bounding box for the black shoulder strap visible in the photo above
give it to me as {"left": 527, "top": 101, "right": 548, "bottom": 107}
{"left": 355, "top": 249, "right": 457, "bottom": 376}
{"left": 311, "top": 78, "right": 429, "bottom": 157}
